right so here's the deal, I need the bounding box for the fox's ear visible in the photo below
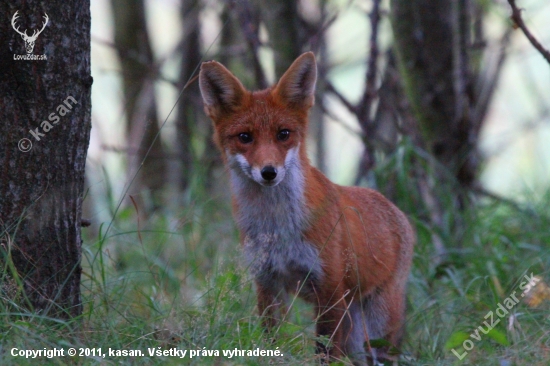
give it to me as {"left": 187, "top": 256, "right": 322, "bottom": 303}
{"left": 199, "top": 61, "right": 246, "bottom": 119}
{"left": 274, "top": 52, "right": 317, "bottom": 110}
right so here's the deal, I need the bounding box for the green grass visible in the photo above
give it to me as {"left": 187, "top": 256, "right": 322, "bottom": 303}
{"left": 1, "top": 158, "right": 549, "bottom": 365}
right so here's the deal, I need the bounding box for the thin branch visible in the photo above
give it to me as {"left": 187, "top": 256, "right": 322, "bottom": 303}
{"left": 228, "top": 0, "right": 268, "bottom": 88}
{"left": 316, "top": 98, "right": 363, "bottom": 138}
{"left": 473, "top": 29, "right": 511, "bottom": 134}
{"left": 101, "top": 145, "right": 180, "bottom": 159}
{"left": 508, "top": 0, "right": 550, "bottom": 64}
{"left": 321, "top": 1, "right": 385, "bottom": 183}
{"left": 472, "top": 185, "right": 536, "bottom": 217}
{"left": 304, "top": 12, "right": 339, "bottom": 53}
{"left": 316, "top": 2, "right": 382, "bottom": 133}
{"left": 353, "top": 0, "right": 382, "bottom": 183}
{"left": 325, "top": 81, "right": 358, "bottom": 115}
{"left": 357, "top": 0, "right": 382, "bottom": 125}
{"left": 451, "top": 0, "right": 470, "bottom": 125}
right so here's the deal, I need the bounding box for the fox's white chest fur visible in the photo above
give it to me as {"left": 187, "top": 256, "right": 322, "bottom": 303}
{"left": 228, "top": 147, "right": 323, "bottom": 293}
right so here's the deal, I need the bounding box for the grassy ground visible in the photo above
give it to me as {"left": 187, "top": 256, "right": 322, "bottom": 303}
{"left": 1, "top": 154, "right": 550, "bottom": 365}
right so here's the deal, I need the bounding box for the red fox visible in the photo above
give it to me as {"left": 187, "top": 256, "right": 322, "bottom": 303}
{"left": 199, "top": 52, "right": 415, "bottom": 365}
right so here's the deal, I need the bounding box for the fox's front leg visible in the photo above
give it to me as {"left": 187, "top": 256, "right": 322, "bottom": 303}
{"left": 256, "top": 281, "right": 287, "bottom": 331}
{"left": 315, "top": 292, "right": 346, "bottom": 363}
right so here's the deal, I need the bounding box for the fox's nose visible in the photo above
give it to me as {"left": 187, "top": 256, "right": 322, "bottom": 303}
{"left": 261, "top": 166, "right": 277, "bottom": 181}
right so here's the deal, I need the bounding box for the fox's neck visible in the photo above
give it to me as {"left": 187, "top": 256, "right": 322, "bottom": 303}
{"left": 229, "top": 157, "right": 308, "bottom": 239}
{"left": 229, "top": 153, "right": 325, "bottom": 281}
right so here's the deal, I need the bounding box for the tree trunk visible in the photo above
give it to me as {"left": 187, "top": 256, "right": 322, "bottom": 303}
{"left": 175, "top": 0, "right": 201, "bottom": 193}
{"left": 259, "top": 0, "right": 303, "bottom": 78}
{"left": 309, "top": 0, "right": 328, "bottom": 173}
{"left": 0, "top": 1, "right": 91, "bottom": 318}
{"left": 259, "top": 0, "right": 330, "bottom": 171}
{"left": 111, "top": 0, "right": 166, "bottom": 209}
{"left": 390, "top": 0, "right": 477, "bottom": 188}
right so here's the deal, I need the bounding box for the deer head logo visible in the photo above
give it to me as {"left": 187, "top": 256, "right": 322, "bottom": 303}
{"left": 12, "top": 11, "right": 49, "bottom": 54}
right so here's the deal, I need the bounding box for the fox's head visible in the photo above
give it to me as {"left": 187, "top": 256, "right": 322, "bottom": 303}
{"left": 199, "top": 52, "right": 317, "bottom": 187}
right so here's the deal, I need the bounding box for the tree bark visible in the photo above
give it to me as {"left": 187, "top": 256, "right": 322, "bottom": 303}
{"left": 259, "top": 0, "right": 329, "bottom": 171}
{"left": 390, "top": 0, "right": 476, "bottom": 188}
{"left": 175, "top": 0, "right": 201, "bottom": 192}
{"left": 0, "top": 1, "right": 91, "bottom": 318}
{"left": 111, "top": 0, "right": 166, "bottom": 209}
{"left": 258, "top": 0, "right": 303, "bottom": 78}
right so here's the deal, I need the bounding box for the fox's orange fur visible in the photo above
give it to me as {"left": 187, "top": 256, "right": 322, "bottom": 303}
{"left": 199, "top": 52, "right": 415, "bottom": 365}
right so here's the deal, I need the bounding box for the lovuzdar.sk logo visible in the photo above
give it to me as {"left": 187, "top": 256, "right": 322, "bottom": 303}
{"left": 12, "top": 10, "right": 49, "bottom": 61}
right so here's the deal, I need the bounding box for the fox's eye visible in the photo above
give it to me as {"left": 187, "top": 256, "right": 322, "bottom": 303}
{"left": 238, "top": 133, "right": 253, "bottom": 144}
{"left": 277, "top": 129, "right": 290, "bottom": 141}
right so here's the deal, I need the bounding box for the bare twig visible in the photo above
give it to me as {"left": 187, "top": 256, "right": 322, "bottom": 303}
{"left": 228, "top": 0, "right": 268, "bottom": 88}
{"left": 317, "top": 99, "right": 363, "bottom": 138}
{"left": 417, "top": 175, "right": 448, "bottom": 264}
{"left": 355, "top": 0, "right": 382, "bottom": 183}
{"left": 451, "top": 0, "right": 470, "bottom": 125}
{"left": 473, "top": 29, "right": 512, "bottom": 134}
{"left": 472, "top": 185, "right": 536, "bottom": 217}
{"left": 507, "top": 0, "right": 550, "bottom": 64}
{"left": 304, "top": 12, "right": 339, "bottom": 53}
{"left": 325, "top": 81, "right": 358, "bottom": 115}
{"left": 101, "top": 144, "right": 180, "bottom": 159}
{"left": 325, "top": 1, "right": 382, "bottom": 130}
{"left": 357, "top": 0, "right": 382, "bottom": 125}
{"left": 316, "top": 1, "right": 385, "bottom": 182}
